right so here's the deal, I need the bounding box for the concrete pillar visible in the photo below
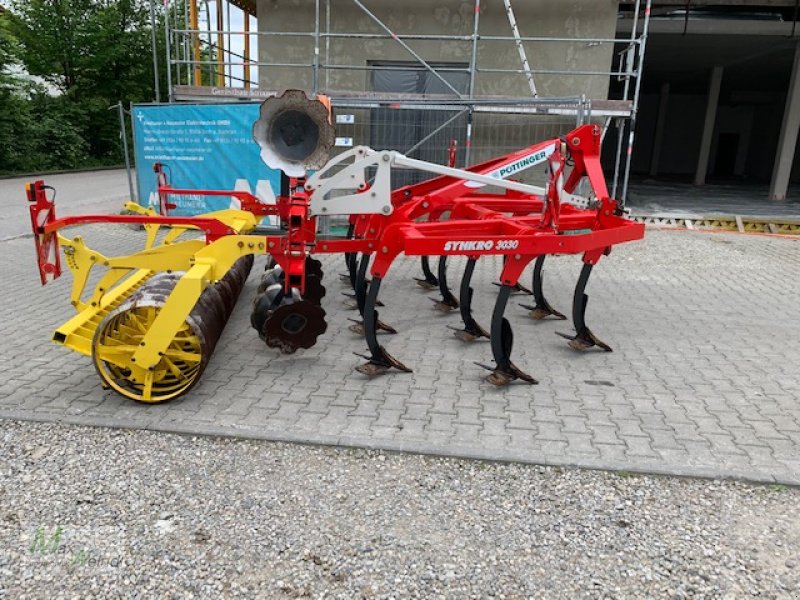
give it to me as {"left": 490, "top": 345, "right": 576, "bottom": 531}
{"left": 769, "top": 42, "right": 800, "bottom": 201}
{"left": 694, "top": 66, "right": 723, "bottom": 186}
{"left": 649, "top": 82, "right": 670, "bottom": 177}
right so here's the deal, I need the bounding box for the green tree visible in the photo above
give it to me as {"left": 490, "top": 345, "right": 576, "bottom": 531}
{"left": 0, "top": 9, "right": 39, "bottom": 173}
{"left": 4, "top": 0, "right": 167, "bottom": 171}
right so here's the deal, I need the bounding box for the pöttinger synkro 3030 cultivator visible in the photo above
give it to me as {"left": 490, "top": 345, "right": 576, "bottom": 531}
{"left": 26, "top": 90, "right": 644, "bottom": 402}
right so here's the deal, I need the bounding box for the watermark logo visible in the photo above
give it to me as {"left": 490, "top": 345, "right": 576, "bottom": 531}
{"left": 28, "top": 526, "right": 120, "bottom": 568}
{"left": 30, "top": 526, "right": 63, "bottom": 555}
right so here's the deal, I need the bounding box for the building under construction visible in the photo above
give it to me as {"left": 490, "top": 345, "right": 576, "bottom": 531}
{"left": 162, "top": 0, "right": 800, "bottom": 203}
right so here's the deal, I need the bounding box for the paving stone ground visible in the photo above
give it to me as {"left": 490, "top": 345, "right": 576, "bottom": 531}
{"left": 1, "top": 225, "right": 799, "bottom": 484}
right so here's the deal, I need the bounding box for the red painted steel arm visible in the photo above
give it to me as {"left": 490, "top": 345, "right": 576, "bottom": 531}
{"left": 26, "top": 180, "right": 61, "bottom": 284}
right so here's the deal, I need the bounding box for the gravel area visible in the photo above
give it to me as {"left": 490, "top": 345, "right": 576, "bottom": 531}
{"left": 1, "top": 419, "right": 799, "bottom": 599}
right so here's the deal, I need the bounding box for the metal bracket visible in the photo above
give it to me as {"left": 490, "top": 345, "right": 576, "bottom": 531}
{"left": 547, "top": 155, "right": 596, "bottom": 211}
{"left": 306, "top": 146, "right": 394, "bottom": 217}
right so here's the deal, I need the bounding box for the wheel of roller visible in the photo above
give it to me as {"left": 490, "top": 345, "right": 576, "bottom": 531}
{"left": 243, "top": 254, "right": 255, "bottom": 273}
{"left": 195, "top": 284, "right": 227, "bottom": 347}
{"left": 214, "top": 277, "right": 237, "bottom": 317}
{"left": 262, "top": 300, "right": 327, "bottom": 354}
{"left": 92, "top": 302, "right": 210, "bottom": 404}
{"left": 228, "top": 256, "right": 253, "bottom": 290}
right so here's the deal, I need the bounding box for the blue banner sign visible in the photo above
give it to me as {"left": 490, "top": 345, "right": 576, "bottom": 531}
{"left": 131, "top": 102, "right": 280, "bottom": 218}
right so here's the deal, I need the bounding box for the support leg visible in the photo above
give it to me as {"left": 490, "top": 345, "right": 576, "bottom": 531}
{"left": 414, "top": 256, "right": 439, "bottom": 289}
{"left": 432, "top": 256, "right": 459, "bottom": 311}
{"left": 520, "top": 255, "right": 566, "bottom": 320}
{"left": 492, "top": 256, "right": 533, "bottom": 295}
{"left": 448, "top": 257, "right": 489, "bottom": 341}
{"left": 355, "top": 277, "right": 412, "bottom": 376}
{"left": 476, "top": 284, "right": 538, "bottom": 385}
{"left": 556, "top": 263, "right": 612, "bottom": 352}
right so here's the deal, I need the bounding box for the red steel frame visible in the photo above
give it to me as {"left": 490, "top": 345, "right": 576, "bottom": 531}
{"left": 28, "top": 124, "right": 643, "bottom": 293}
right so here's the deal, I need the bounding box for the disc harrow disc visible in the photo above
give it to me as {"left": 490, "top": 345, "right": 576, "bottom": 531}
{"left": 263, "top": 300, "right": 327, "bottom": 354}
{"left": 305, "top": 256, "right": 323, "bottom": 278}
{"left": 302, "top": 274, "right": 326, "bottom": 306}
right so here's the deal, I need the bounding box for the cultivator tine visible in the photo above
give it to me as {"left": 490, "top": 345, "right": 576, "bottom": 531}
{"left": 341, "top": 292, "right": 358, "bottom": 310}
{"left": 356, "top": 255, "right": 370, "bottom": 312}
{"left": 493, "top": 281, "right": 532, "bottom": 294}
{"left": 341, "top": 223, "right": 358, "bottom": 283}
{"left": 448, "top": 257, "right": 490, "bottom": 342}
{"left": 555, "top": 263, "right": 612, "bottom": 352}
{"left": 513, "top": 281, "right": 533, "bottom": 295}
{"left": 355, "top": 277, "right": 411, "bottom": 376}
{"left": 414, "top": 256, "right": 439, "bottom": 289}
{"left": 346, "top": 252, "right": 359, "bottom": 290}
{"left": 431, "top": 256, "right": 459, "bottom": 311}
{"left": 520, "top": 255, "right": 566, "bottom": 320}
{"left": 348, "top": 254, "right": 396, "bottom": 335}
{"left": 342, "top": 290, "right": 383, "bottom": 310}
{"left": 341, "top": 256, "right": 354, "bottom": 283}
{"left": 476, "top": 284, "right": 538, "bottom": 385}
{"left": 341, "top": 252, "right": 362, "bottom": 308}
{"left": 348, "top": 318, "right": 397, "bottom": 336}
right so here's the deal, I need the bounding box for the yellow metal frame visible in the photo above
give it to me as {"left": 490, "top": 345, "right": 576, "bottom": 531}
{"left": 52, "top": 205, "right": 267, "bottom": 399}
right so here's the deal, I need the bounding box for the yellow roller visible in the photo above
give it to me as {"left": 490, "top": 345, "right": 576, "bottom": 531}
{"left": 93, "top": 304, "right": 206, "bottom": 403}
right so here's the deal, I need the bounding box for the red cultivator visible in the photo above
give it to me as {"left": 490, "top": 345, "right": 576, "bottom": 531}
{"left": 27, "top": 91, "right": 644, "bottom": 402}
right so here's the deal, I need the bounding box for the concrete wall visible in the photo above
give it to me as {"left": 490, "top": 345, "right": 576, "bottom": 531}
{"left": 256, "top": 0, "right": 620, "bottom": 99}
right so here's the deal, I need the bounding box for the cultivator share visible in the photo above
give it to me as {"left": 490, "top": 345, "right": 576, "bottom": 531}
{"left": 25, "top": 90, "right": 644, "bottom": 403}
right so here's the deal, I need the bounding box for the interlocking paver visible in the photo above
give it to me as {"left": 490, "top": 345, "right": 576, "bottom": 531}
{"left": 2, "top": 226, "right": 800, "bottom": 483}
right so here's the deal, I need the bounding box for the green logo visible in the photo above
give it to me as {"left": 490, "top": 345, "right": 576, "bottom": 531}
{"left": 30, "top": 526, "right": 63, "bottom": 554}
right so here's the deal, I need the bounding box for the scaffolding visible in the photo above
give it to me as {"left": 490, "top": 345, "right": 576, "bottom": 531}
{"left": 157, "top": 0, "right": 652, "bottom": 203}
